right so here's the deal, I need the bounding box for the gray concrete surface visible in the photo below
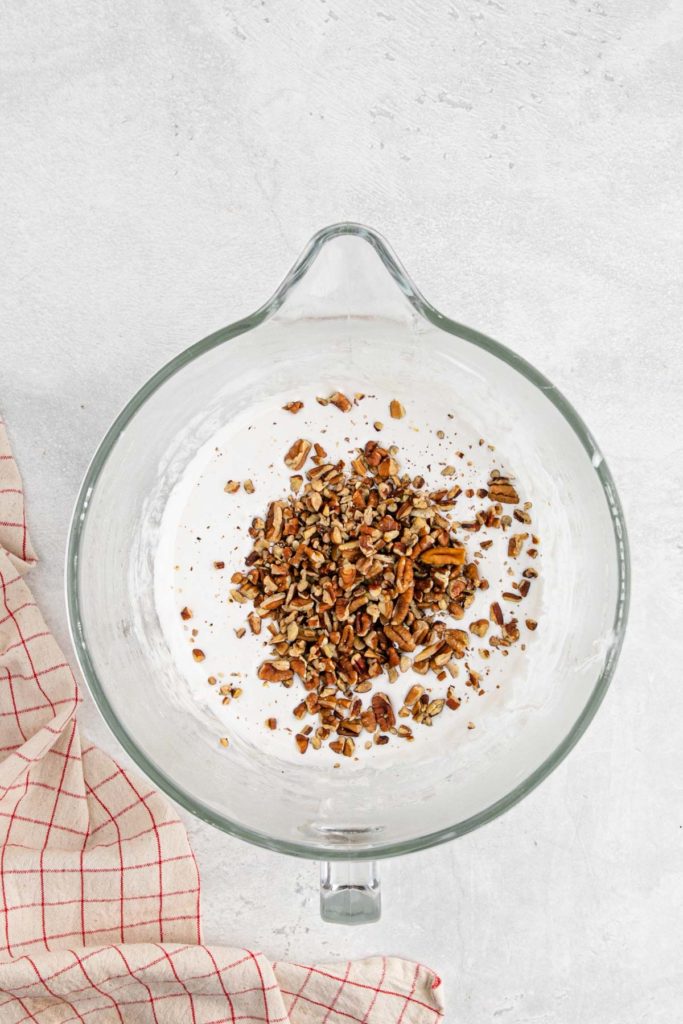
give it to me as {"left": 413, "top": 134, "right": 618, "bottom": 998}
{"left": 1, "top": 2, "right": 681, "bottom": 1020}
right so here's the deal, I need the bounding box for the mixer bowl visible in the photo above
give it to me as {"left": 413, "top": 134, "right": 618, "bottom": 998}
{"left": 66, "top": 223, "right": 629, "bottom": 922}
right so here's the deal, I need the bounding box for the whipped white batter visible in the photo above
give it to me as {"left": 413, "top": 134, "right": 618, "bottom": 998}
{"left": 154, "top": 383, "right": 547, "bottom": 768}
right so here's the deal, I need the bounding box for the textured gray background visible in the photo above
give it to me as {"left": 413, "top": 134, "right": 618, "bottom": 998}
{"left": 1, "top": 2, "right": 681, "bottom": 1021}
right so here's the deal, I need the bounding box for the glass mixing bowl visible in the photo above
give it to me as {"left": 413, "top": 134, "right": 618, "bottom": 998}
{"left": 67, "top": 223, "right": 629, "bottom": 923}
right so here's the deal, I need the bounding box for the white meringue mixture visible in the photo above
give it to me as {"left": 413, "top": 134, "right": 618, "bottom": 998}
{"left": 154, "top": 383, "right": 554, "bottom": 768}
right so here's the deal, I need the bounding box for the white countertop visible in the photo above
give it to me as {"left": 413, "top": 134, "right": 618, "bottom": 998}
{"left": 2, "top": 3, "right": 681, "bottom": 1020}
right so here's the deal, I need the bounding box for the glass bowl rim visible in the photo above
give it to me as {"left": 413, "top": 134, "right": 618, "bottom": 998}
{"left": 66, "top": 221, "right": 630, "bottom": 861}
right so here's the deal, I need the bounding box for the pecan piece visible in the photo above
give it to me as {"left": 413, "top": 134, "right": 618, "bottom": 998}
{"left": 391, "top": 586, "right": 413, "bottom": 625}
{"left": 413, "top": 640, "right": 446, "bottom": 664}
{"left": 284, "top": 439, "right": 312, "bottom": 471}
{"left": 258, "top": 662, "right": 293, "bottom": 683}
{"left": 372, "top": 692, "right": 395, "bottom": 731}
{"left": 384, "top": 623, "right": 416, "bottom": 652}
{"left": 404, "top": 684, "right": 424, "bottom": 707}
{"left": 360, "top": 708, "right": 377, "bottom": 732}
{"left": 329, "top": 391, "right": 352, "bottom": 412}
{"left": 339, "top": 563, "right": 357, "bottom": 589}
{"left": 395, "top": 556, "right": 414, "bottom": 594}
{"left": 265, "top": 500, "right": 284, "bottom": 542}
{"left": 419, "top": 546, "right": 466, "bottom": 566}
{"left": 469, "top": 619, "right": 489, "bottom": 637}
{"left": 507, "top": 533, "right": 527, "bottom": 558}
{"left": 490, "top": 602, "right": 504, "bottom": 626}
{"left": 488, "top": 478, "right": 519, "bottom": 504}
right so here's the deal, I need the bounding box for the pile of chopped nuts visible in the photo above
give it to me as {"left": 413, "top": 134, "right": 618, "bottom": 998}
{"left": 222, "top": 395, "right": 537, "bottom": 757}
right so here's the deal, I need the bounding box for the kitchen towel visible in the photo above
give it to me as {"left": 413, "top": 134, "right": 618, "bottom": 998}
{"left": 0, "top": 418, "right": 444, "bottom": 1023}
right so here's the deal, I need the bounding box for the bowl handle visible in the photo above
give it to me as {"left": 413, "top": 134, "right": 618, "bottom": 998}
{"left": 319, "top": 860, "right": 381, "bottom": 924}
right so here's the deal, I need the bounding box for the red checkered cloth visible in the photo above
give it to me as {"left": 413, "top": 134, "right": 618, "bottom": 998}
{"left": 0, "top": 419, "right": 444, "bottom": 1023}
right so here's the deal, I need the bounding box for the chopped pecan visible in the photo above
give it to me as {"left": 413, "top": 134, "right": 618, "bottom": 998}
{"left": 488, "top": 477, "right": 519, "bottom": 504}
{"left": 329, "top": 391, "right": 353, "bottom": 412}
{"left": 284, "top": 439, "right": 312, "bottom": 471}
{"left": 419, "top": 546, "right": 466, "bottom": 566}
